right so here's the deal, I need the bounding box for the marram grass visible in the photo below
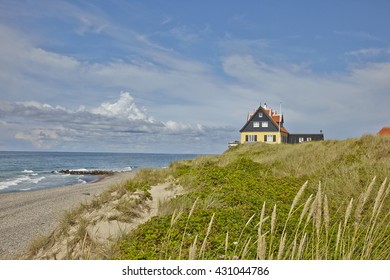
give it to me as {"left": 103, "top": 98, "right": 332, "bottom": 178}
{"left": 117, "top": 178, "right": 389, "bottom": 260}
{"left": 116, "top": 136, "right": 390, "bottom": 260}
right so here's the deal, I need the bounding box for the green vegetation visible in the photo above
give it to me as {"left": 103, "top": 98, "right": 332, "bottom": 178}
{"left": 115, "top": 135, "right": 390, "bottom": 260}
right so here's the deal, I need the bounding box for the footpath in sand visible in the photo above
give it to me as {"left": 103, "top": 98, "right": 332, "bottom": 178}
{"left": 0, "top": 172, "right": 135, "bottom": 259}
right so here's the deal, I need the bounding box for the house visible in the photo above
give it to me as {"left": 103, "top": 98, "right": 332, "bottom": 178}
{"left": 377, "top": 127, "right": 390, "bottom": 136}
{"left": 239, "top": 103, "right": 324, "bottom": 144}
{"left": 239, "top": 103, "right": 288, "bottom": 144}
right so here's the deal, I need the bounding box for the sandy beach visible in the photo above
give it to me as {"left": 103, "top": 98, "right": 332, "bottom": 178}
{"left": 0, "top": 172, "right": 135, "bottom": 260}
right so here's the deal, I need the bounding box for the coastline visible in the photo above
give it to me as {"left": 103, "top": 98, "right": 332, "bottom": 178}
{"left": 0, "top": 172, "right": 135, "bottom": 260}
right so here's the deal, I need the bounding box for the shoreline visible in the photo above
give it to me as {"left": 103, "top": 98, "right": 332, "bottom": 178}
{"left": 0, "top": 172, "right": 136, "bottom": 260}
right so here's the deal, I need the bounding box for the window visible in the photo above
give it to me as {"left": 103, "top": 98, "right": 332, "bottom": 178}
{"left": 259, "top": 113, "right": 263, "bottom": 118}
{"left": 253, "top": 122, "right": 260, "bottom": 128}
{"left": 245, "top": 135, "right": 257, "bottom": 142}
{"left": 264, "top": 135, "right": 276, "bottom": 142}
{"left": 307, "top": 137, "right": 312, "bottom": 141}
{"left": 299, "top": 137, "right": 304, "bottom": 143}
{"left": 262, "top": 121, "right": 268, "bottom": 127}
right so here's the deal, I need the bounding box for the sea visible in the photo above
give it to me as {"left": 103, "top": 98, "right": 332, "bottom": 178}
{"left": 0, "top": 151, "right": 199, "bottom": 193}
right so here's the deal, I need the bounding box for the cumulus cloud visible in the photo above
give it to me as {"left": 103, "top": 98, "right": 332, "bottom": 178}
{"left": 90, "top": 92, "right": 153, "bottom": 122}
{"left": 0, "top": 92, "right": 234, "bottom": 152}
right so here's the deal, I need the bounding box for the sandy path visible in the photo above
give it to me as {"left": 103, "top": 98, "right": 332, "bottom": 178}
{"left": 0, "top": 172, "right": 135, "bottom": 260}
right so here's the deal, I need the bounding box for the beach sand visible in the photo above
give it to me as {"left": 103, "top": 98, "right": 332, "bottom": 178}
{"left": 0, "top": 172, "right": 135, "bottom": 260}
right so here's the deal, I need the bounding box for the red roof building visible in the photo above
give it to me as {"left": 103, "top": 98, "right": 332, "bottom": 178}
{"left": 378, "top": 127, "right": 390, "bottom": 136}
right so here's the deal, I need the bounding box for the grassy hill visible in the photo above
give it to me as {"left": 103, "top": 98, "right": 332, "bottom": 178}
{"left": 25, "top": 135, "right": 390, "bottom": 260}
{"left": 114, "top": 135, "right": 390, "bottom": 260}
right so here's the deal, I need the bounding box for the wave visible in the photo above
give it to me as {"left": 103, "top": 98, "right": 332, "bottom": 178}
{"left": 53, "top": 167, "right": 134, "bottom": 175}
{"left": 121, "top": 166, "right": 133, "bottom": 172}
{"left": 0, "top": 175, "right": 31, "bottom": 190}
{"left": 31, "top": 176, "right": 45, "bottom": 184}
{"left": 71, "top": 168, "right": 89, "bottom": 172}
{"left": 77, "top": 177, "right": 87, "bottom": 184}
{"left": 22, "top": 169, "right": 34, "bottom": 173}
{"left": 72, "top": 166, "right": 134, "bottom": 172}
{"left": 0, "top": 175, "right": 45, "bottom": 190}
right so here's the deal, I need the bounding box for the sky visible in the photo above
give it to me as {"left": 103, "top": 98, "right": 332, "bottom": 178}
{"left": 0, "top": 0, "right": 390, "bottom": 154}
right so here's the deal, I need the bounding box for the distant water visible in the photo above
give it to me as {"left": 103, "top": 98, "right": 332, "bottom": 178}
{"left": 0, "top": 151, "right": 198, "bottom": 193}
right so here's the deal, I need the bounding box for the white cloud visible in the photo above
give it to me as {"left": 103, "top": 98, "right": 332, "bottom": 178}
{"left": 161, "top": 16, "right": 173, "bottom": 25}
{"left": 29, "top": 48, "right": 80, "bottom": 70}
{"left": 0, "top": 24, "right": 221, "bottom": 109}
{"left": 221, "top": 54, "right": 390, "bottom": 137}
{"left": 76, "top": 15, "right": 108, "bottom": 35}
{"left": 348, "top": 62, "right": 390, "bottom": 90}
{"left": 163, "top": 120, "right": 205, "bottom": 135}
{"left": 91, "top": 92, "right": 153, "bottom": 122}
{"left": 0, "top": 93, "right": 235, "bottom": 153}
{"left": 170, "top": 25, "right": 202, "bottom": 43}
{"left": 334, "top": 30, "right": 379, "bottom": 41}
{"left": 346, "top": 48, "right": 390, "bottom": 57}
{"left": 15, "top": 129, "right": 66, "bottom": 149}
{"left": 0, "top": 24, "right": 240, "bottom": 129}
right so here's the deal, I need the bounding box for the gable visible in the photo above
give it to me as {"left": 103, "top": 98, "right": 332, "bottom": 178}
{"left": 240, "top": 106, "right": 280, "bottom": 133}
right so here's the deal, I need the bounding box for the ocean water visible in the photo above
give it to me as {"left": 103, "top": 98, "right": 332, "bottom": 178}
{"left": 0, "top": 151, "right": 198, "bottom": 193}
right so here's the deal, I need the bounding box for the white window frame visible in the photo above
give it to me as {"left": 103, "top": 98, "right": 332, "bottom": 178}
{"left": 307, "top": 137, "right": 312, "bottom": 141}
{"left": 247, "top": 135, "right": 257, "bottom": 142}
{"left": 262, "top": 121, "right": 268, "bottom": 128}
{"left": 266, "top": 135, "right": 274, "bottom": 142}
{"left": 259, "top": 113, "right": 263, "bottom": 118}
{"left": 299, "top": 137, "right": 304, "bottom": 143}
{"left": 253, "top": 122, "right": 260, "bottom": 128}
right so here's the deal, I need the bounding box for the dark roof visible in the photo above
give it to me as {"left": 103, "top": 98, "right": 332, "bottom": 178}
{"left": 240, "top": 105, "right": 288, "bottom": 133}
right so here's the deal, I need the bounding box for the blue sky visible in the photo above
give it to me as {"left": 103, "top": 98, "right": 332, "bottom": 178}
{"left": 0, "top": 0, "right": 390, "bottom": 153}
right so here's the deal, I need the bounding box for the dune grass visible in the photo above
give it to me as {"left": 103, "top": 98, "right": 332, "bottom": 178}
{"left": 115, "top": 135, "right": 390, "bottom": 260}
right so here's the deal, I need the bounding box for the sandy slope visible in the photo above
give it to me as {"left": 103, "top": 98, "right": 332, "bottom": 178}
{"left": 27, "top": 180, "right": 183, "bottom": 259}
{"left": 0, "top": 172, "right": 135, "bottom": 260}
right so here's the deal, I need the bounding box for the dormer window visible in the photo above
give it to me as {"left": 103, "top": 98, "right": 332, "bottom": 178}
{"left": 262, "top": 121, "right": 268, "bottom": 127}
